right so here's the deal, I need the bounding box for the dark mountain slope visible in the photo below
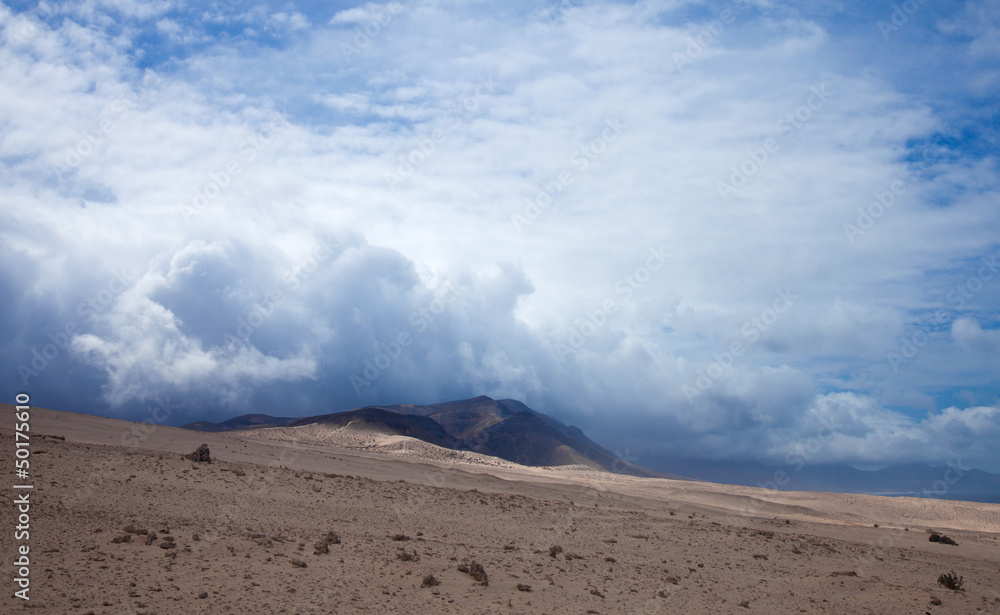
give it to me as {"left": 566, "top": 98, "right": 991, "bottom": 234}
{"left": 287, "top": 407, "right": 457, "bottom": 449}
{"left": 180, "top": 414, "right": 296, "bottom": 432}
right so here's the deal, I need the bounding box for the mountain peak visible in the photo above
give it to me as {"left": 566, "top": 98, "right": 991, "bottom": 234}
{"left": 181, "top": 396, "right": 673, "bottom": 479}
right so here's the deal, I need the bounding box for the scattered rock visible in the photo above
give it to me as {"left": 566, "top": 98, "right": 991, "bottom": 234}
{"left": 144, "top": 533, "right": 157, "bottom": 546}
{"left": 589, "top": 588, "right": 605, "bottom": 598}
{"left": 830, "top": 571, "right": 858, "bottom": 577}
{"left": 392, "top": 534, "right": 410, "bottom": 541}
{"left": 421, "top": 574, "right": 440, "bottom": 587}
{"left": 290, "top": 558, "right": 307, "bottom": 568}
{"left": 397, "top": 549, "right": 419, "bottom": 562}
{"left": 198, "top": 592, "right": 208, "bottom": 599}
{"left": 110, "top": 534, "right": 131, "bottom": 544}
{"left": 516, "top": 583, "right": 532, "bottom": 592}
{"left": 323, "top": 531, "right": 341, "bottom": 545}
{"left": 457, "top": 561, "right": 488, "bottom": 586}
{"left": 939, "top": 535, "right": 958, "bottom": 546}
{"left": 937, "top": 571, "right": 964, "bottom": 591}
{"left": 244, "top": 532, "right": 272, "bottom": 547}
{"left": 123, "top": 525, "right": 147, "bottom": 535}
{"left": 929, "top": 596, "right": 942, "bottom": 605}
{"left": 549, "top": 545, "right": 563, "bottom": 558}
{"left": 739, "top": 600, "right": 750, "bottom": 608}
{"left": 158, "top": 541, "right": 176, "bottom": 549}
{"left": 184, "top": 444, "right": 212, "bottom": 463}
{"left": 928, "top": 533, "right": 942, "bottom": 542}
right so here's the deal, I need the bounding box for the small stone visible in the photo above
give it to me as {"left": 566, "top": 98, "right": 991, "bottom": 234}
{"left": 323, "top": 531, "right": 340, "bottom": 545}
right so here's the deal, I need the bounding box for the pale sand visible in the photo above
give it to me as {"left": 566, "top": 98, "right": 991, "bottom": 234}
{"left": 3, "top": 405, "right": 999, "bottom": 614}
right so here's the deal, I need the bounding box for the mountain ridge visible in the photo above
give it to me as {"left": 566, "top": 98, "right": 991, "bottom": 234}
{"left": 180, "top": 395, "right": 672, "bottom": 478}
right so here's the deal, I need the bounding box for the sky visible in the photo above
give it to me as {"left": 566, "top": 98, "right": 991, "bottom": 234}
{"left": 1, "top": 0, "right": 998, "bottom": 473}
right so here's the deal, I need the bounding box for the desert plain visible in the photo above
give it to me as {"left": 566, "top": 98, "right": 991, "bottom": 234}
{"left": 2, "top": 404, "right": 1000, "bottom": 614}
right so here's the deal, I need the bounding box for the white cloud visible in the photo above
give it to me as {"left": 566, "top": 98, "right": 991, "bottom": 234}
{"left": 329, "top": 3, "right": 402, "bottom": 25}
{"left": 952, "top": 317, "right": 1000, "bottom": 354}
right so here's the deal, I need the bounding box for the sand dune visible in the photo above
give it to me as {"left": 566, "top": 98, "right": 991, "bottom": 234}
{"left": 3, "top": 405, "right": 1000, "bottom": 614}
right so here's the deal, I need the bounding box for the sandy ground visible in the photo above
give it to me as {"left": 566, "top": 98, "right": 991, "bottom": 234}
{"left": 2, "top": 405, "right": 1000, "bottom": 614}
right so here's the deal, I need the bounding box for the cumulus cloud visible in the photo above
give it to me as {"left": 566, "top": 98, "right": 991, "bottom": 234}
{"left": 952, "top": 317, "right": 1000, "bottom": 355}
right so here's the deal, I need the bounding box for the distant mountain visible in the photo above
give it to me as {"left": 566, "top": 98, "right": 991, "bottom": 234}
{"left": 180, "top": 413, "right": 296, "bottom": 432}
{"left": 180, "top": 395, "right": 674, "bottom": 479}
{"left": 287, "top": 407, "right": 458, "bottom": 449}
{"left": 644, "top": 456, "right": 1000, "bottom": 503}
{"left": 373, "top": 396, "right": 669, "bottom": 477}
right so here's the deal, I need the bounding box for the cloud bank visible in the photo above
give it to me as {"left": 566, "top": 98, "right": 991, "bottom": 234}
{"left": 1, "top": 0, "right": 998, "bottom": 471}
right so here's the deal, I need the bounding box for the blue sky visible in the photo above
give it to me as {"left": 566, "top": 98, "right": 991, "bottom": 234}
{"left": 1, "top": 0, "right": 998, "bottom": 472}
